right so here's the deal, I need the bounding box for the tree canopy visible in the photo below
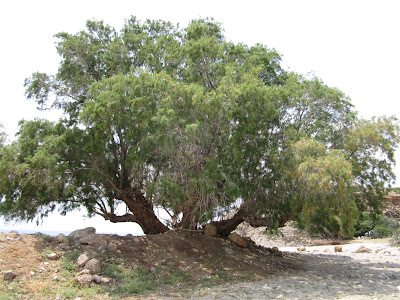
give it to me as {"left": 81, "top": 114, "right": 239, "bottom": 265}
{"left": 1, "top": 17, "right": 399, "bottom": 237}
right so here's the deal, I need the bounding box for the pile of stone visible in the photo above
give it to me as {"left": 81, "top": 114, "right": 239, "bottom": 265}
{"left": 58, "top": 227, "right": 119, "bottom": 286}
{"left": 74, "top": 253, "right": 110, "bottom": 286}
{"left": 57, "top": 227, "right": 119, "bottom": 254}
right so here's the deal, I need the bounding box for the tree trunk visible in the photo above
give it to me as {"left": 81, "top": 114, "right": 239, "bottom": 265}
{"left": 120, "top": 188, "right": 170, "bottom": 235}
{"left": 212, "top": 208, "right": 247, "bottom": 236}
{"left": 212, "top": 208, "right": 277, "bottom": 236}
{"left": 178, "top": 198, "right": 199, "bottom": 229}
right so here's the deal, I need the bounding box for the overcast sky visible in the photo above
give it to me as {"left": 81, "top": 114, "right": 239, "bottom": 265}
{"left": 1, "top": 0, "right": 399, "bottom": 234}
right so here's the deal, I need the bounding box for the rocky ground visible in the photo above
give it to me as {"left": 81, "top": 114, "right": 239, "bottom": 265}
{"left": 184, "top": 240, "right": 400, "bottom": 300}
{"left": 0, "top": 224, "right": 399, "bottom": 299}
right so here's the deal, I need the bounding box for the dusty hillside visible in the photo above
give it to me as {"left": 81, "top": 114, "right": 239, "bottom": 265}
{"left": 0, "top": 229, "right": 298, "bottom": 299}
{"left": 1, "top": 224, "right": 399, "bottom": 299}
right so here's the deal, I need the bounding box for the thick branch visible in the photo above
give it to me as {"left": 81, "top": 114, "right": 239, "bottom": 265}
{"left": 211, "top": 208, "right": 247, "bottom": 236}
{"left": 104, "top": 213, "right": 139, "bottom": 223}
{"left": 244, "top": 215, "right": 274, "bottom": 227}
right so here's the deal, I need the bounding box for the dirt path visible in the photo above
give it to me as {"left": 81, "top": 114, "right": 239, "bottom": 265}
{"left": 179, "top": 241, "right": 400, "bottom": 300}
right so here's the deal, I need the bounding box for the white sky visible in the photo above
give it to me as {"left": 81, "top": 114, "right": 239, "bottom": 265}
{"left": 0, "top": 0, "right": 399, "bottom": 234}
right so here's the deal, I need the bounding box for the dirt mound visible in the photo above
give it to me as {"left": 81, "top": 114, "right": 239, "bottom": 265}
{"left": 0, "top": 229, "right": 299, "bottom": 299}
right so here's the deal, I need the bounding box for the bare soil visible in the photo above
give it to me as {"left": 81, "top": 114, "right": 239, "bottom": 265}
{"left": 0, "top": 225, "right": 399, "bottom": 299}
{"left": 0, "top": 229, "right": 299, "bottom": 299}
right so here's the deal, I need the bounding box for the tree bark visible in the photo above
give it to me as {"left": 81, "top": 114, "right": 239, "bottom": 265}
{"left": 212, "top": 208, "right": 278, "bottom": 236}
{"left": 178, "top": 198, "right": 199, "bottom": 229}
{"left": 119, "top": 188, "right": 170, "bottom": 235}
{"left": 211, "top": 208, "right": 247, "bottom": 236}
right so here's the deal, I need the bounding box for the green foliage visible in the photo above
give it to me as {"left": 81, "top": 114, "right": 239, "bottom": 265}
{"left": 355, "top": 212, "right": 400, "bottom": 238}
{"left": 391, "top": 229, "right": 400, "bottom": 246}
{"left": 287, "top": 139, "right": 358, "bottom": 237}
{"left": 0, "top": 293, "right": 14, "bottom": 300}
{"left": 58, "top": 287, "right": 79, "bottom": 299}
{"left": 60, "top": 250, "right": 81, "bottom": 272}
{"left": 1, "top": 17, "right": 399, "bottom": 237}
{"left": 0, "top": 124, "right": 6, "bottom": 146}
{"left": 104, "top": 264, "right": 157, "bottom": 295}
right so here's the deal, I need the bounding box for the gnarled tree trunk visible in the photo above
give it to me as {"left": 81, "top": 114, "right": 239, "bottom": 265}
{"left": 212, "top": 207, "right": 278, "bottom": 236}
{"left": 111, "top": 188, "right": 169, "bottom": 235}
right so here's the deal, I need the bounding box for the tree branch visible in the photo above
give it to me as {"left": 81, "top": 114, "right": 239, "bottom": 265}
{"left": 104, "top": 213, "right": 139, "bottom": 223}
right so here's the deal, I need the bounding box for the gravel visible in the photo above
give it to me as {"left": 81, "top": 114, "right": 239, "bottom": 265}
{"left": 187, "top": 242, "right": 400, "bottom": 299}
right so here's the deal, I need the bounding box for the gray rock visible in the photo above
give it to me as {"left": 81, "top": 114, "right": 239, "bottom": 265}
{"left": 100, "top": 277, "right": 111, "bottom": 284}
{"left": 3, "top": 270, "right": 16, "bottom": 281}
{"left": 75, "top": 274, "right": 93, "bottom": 286}
{"left": 76, "top": 253, "right": 90, "bottom": 267}
{"left": 354, "top": 246, "right": 372, "bottom": 253}
{"left": 98, "top": 245, "right": 107, "bottom": 253}
{"left": 77, "top": 269, "right": 91, "bottom": 276}
{"left": 78, "top": 234, "right": 107, "bottom": 249}
{"left": 85, "top": 259, "right": 101, "bottom": 274}
{"left": 69, "top": 227, "right": 96, "bottom": 239}
{"left": 57, "top": 233, "right": 68, "bottom": 244}
{"left": 107, "top": 242, "right": 118, "bottom": 252}
{"left": 92, "top": 274, "right": 101, "bottom": 284}
{"left": 224, "top": 247, "right": 234, "bottom": 255}
{"left": 47, "top": 252, "right": 58, "bottom": 260}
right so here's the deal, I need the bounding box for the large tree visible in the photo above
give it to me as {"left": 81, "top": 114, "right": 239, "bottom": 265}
{"left": 0, "top": 18, "right": 399, "bottom": 237}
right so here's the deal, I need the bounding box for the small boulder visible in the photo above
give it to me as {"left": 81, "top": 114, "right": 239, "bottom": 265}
{"left": 228, "top": 232, "right": 247, "bottom": 248}
{"left": 100, "top": 277, "right": 111, "bottom": 284}
{"left": 78, "top": 234, "right": 107, "bottom": 249}
{"left": 69, "top": 227, "right": 96, "bottom": 240}
{"left": 297, "top": 247, "right": 307, "bottom": 252}
{"left": 271, "top": 246, "right": 283, "bottom": 257}
{"left": 107, "top": 242, "right": 118, "bottom": 252}
{"left": 334, "top": 245, "right": 343, "bottom": 252}
{"left": 92, "top": 274, "right": 101, "bottom": 284}
{"left": 224, "top": 247, "right": 234, "bottom": 255}
{"left": 76, "top": 254, "right": 90, "bottom": 267}
{"left": 354, "top": 246, "right": 372, "bottom": 253}
{"left": 57, "top": 233, "right": 68, "bottom": 244}
{"left": 204, "top": 224, "right": 217, "bottom": 237}
{"left": 75, "top": 274, "right": 93, "bottom": 286}
{"left": 47, "top": 253, "right": 58, "bottom": 260}
{"left": 3, "top": 270, "right": 16, "bottom": 281}
{"left": 85, "top": 259, "right": 102, "bottom": 274}
{"left": 77, "top": 269, "right": 91, "bottom": 276}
